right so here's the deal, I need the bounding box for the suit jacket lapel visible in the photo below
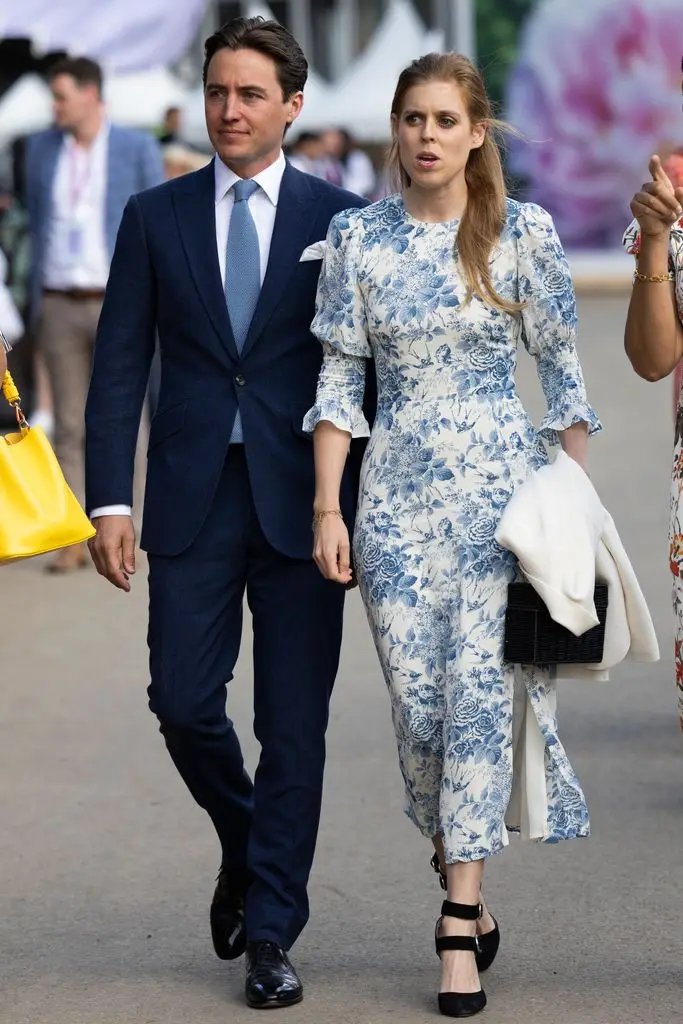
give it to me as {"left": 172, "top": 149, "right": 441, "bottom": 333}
{"left": 172, "top": 162, "right": 239, "bottom": 361}
{"left": 39, "top": 132, "right": 62, "bottom": 240}
{"left": 242, "top": 164, "right": 318, "bottom": 358}
{"left": 42, "top": 132, "right": 62, "bottom": 193}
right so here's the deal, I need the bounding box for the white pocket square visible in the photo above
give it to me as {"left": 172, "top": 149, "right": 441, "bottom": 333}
{"left": 300, "top": 240, "right": 326, "bottom": 262}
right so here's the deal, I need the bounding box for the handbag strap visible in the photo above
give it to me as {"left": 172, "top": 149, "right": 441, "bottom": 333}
{"left": 2, "top": 370, "right": 27, "bottom": 427}
{"left": 0, "top": 324, "right": 27, "bottom": 426}
{"left": 2, "top": 369, "right": 19, "bottom": 404}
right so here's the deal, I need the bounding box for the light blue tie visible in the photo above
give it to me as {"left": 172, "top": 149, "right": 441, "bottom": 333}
{"left": 226, "top": 178, "right": 260, "bottom": 444}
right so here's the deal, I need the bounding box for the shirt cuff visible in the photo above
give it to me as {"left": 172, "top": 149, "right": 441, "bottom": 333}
{"left": 90, "top": 505, "right": 133, "bottom": 518}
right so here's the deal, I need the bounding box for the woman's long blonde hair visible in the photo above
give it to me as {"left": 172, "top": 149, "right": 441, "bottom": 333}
{"left": 388, "top": 52, "right": 522, "bottom": 315}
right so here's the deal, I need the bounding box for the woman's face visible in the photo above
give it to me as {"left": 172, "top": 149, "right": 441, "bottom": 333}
{"left": 393, "top": 80, "right": 485, "bottom": 191}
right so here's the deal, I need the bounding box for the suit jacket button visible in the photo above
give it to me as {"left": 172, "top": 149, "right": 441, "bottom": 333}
{"left": 234, "top": 374, "right": 246, "bottom": 386}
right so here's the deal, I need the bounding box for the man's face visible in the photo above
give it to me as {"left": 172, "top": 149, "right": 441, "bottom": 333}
{"left": 50, "top": 74, "right": 98, "bottom": 132}
{"left": 204, "top": 47, "right": 303, "bottom": 176}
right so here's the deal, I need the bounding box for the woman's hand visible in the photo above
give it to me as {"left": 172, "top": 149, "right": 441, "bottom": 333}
{"left": 313, "top": 512, "right": 353, "bottom": 585}
{"left": 631, "top": 155, "right": 683, "bottom": 239}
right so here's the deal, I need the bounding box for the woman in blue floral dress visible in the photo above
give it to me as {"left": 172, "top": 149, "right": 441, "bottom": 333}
{"left": 304, "top": 53, "right": 600, "bottom": 1018}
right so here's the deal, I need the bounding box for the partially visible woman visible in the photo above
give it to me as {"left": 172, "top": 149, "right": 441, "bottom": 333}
{"left": 662, "top": 152, "right": 683, "bottom": 417}
{"left": 623, "top": 155, "right": 683, "bottom": 725}
{"left": 305, "top": 52, "right": 600, "bottom": 1018}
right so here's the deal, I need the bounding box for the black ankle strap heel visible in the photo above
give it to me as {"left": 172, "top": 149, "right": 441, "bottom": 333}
{"left": 430, "top": 858, "right": 501, "bottom": 974}
{"left": 435, "top": 900, "right": 487, "bottom": 1018}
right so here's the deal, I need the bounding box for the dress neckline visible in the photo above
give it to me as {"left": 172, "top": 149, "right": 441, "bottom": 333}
{"left": 397, "top": 194, "right": 461, "bottom": 228}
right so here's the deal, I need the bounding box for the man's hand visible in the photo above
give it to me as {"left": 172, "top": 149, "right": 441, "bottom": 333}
{"left": 88, "top": 515, "right": 136, "bottom": 592}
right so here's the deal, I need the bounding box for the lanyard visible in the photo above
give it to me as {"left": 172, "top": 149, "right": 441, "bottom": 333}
{"left": 67, "top": 142, "right": 94, "bottom": 214}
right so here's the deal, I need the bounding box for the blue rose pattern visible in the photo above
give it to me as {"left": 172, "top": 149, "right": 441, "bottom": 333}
{"left": 305, "top": 194, "right": 600, "bottom": 862}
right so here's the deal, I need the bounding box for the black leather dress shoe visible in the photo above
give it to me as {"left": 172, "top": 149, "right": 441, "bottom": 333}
{"left": 245, "top": 941, "right": 303, "bottom": 1009}
{"left": 210, "top": 868, "right": 248, "bottom": 961}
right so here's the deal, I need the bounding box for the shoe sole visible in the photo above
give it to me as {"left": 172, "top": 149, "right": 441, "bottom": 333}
{"left": 246, "top": 993, "right": 303, "bottom": 1010}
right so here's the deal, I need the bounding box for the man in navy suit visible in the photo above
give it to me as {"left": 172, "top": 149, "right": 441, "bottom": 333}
{"left": 25, "top": 56, "right": 163, "bottom": 572}
{"left": 85, "top": 17, "right": 370, "bottom": 1010}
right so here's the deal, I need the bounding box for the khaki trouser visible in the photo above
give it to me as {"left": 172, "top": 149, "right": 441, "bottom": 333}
{"left": 38, "top": 291, "right": 148, "bottom": 514}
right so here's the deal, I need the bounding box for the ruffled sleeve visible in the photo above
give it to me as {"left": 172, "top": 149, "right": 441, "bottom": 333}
{"left": 302, "top": 208, "right": 371, "bottom": 438}
{"left": 516, "top": 203, "right": 602, "bottom": 443}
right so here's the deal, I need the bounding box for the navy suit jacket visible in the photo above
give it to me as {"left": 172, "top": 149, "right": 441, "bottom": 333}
{"left": 25, "top": 123, "right": 163, "bottom": 314}
{"left": 85, "top": 160, "right": 374, "bottom": 560}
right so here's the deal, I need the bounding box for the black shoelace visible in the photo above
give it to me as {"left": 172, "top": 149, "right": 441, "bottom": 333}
{"left": 255, "top": 942, "right": 283, "bottom": 966}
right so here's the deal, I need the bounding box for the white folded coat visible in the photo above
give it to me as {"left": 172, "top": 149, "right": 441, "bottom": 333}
{"left": 495, "top": 451, "right": 659, "bottom": 841}
{"left": 495, "top": 450, "right": 659, "bottom": 680}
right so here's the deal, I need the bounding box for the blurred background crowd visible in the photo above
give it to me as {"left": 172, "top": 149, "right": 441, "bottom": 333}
{"left": 0, "top": 0, "right": 681, "bottom": 442}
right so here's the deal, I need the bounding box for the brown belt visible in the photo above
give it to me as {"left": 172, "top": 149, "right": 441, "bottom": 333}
{"left": 43, "top": 287, "right": 106, "bottom": 301}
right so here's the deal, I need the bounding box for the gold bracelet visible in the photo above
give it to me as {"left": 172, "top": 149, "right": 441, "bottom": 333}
{"left": 633, "top": 268, "right": 675, "bottom": 283}
{"left": 312, "top": 508, "right": 344, "bottom": 531}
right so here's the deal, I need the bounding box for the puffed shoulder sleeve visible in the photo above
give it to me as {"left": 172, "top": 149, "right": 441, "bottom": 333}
{"left": 303, "top": 208, "right": 371, "bottom": 437}
{"left": 517, "top": 202, "right": 602, "bottom": 443}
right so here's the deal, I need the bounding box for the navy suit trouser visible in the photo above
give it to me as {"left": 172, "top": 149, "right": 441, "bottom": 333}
{"left": 147, "top": 447, "right": 345, "bottom": 949}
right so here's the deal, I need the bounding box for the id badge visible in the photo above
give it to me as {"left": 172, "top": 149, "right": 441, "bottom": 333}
{"left": 67, "top": 225, "right": 83, "bottom": 257}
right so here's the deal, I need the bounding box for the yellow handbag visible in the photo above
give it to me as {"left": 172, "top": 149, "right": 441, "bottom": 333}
{"left": 0, "top": 366, "right": 95, "bottom": 562}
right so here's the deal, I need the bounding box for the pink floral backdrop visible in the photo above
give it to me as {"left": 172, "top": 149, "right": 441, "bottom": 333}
{"left": 505, "top": 0, "right": 683, "bottom": 249}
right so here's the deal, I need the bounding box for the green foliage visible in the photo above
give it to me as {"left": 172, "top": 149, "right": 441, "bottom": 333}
{"left": 475, "top": 0, "right": 535, "bottom": 113}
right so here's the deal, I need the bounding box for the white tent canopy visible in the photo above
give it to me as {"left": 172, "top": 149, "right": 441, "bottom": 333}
{"left": 295, "top": 0, "right": 445, "bottom": 140}
{"left": 0, "top": 0, "right": 206, "bottom": 72}
{"left": 0, "top": 74, "right": 52, "bottom": 146}
{"left": 106, "top": 67, "right": 189, "bottom": 130}
{"left": 246, "top": 0, "right": 333, "bottom": 121}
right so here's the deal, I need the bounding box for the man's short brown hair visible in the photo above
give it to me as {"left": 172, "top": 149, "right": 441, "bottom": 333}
{"left": 203, "top": 16, "right": 308, "bottom": 99}
{"left": 48, "top": 56, "right": 103, "bottom": 96}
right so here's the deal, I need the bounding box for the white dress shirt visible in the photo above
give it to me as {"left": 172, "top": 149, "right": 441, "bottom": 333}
{"left": 43, "top": 124, "right": 110, "bottom": 290}
{"left": 91, "top": 151, "right": 287, "bottom": 520}
{"left": 215, "top": 148, "right": 285, "bottom": 286}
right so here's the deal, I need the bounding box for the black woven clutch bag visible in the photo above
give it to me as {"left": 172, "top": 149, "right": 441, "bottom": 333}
{"left": 503, "top": 581, "right": 608, "bottom": 665}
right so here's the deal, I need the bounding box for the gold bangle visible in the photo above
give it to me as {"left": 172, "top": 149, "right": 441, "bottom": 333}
{"left": 312, "top": 508, "right": 344, "bottom": 531}
{"left": 633, "top": 268, "right": 674, "bottom": 283}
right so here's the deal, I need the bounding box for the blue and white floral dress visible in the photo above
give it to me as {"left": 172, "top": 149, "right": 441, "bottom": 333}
{"left": 304, "top": 195, "right": 601, "bottom": 863}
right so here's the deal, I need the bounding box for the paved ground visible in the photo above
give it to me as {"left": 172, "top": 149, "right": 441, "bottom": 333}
{"left": 2, "top": 294, "right": 682, "bottom": 1024}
